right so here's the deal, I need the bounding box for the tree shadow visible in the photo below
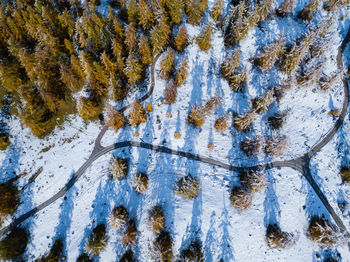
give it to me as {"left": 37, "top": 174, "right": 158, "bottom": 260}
{"left": 263, "top": 170, "right": 281, "bottom": 227}
{"left": 204, "top": 211, "right": 218, "bottom": 261}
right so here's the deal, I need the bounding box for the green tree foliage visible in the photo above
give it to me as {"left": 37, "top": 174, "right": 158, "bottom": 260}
{"left": 0, "top": 227, "right": 29, "bottom": 260}
{"left": 86, "top": 224, "right": 108, "bottom": 255}
{"left": 196, "top": 23, "right": 214, "bottom": 51}
{"left": 36, "top": 239, "right": 64, "bottom": 262}
{"left": 0, "top": 181, "right": 19, "bottom": 217}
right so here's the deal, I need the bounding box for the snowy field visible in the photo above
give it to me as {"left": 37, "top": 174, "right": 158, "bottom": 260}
{"left": 1, "top": 0, "right": 350, "bottom": 261}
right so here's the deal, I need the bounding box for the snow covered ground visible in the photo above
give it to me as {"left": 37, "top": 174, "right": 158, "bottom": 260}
{"left": 1, "top": 0, "right": 350, "bottom": 261}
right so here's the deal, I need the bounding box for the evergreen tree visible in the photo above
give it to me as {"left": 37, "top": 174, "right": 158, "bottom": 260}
{"left": 221, "top": 49, "right": 241, "bottom": 79}
{"left": 124, "top": 23, "right": 137, "bottom": 53}
{"left": 174, "top": 25, "right": 188, "bottom": 52}
{"left": 127, "top": 0, "right": 139, "bottom": 24}
{"left": 86, "top": 224, "right": 108, "bottom": 255}
{"left": 196, "top": 22, "right": 213, "bottom": 52}
{"left": 234, "top": 110, "right": 256, "bottom": 131}
{"left": 151, "top": 14, "right": 171, "bottom": 55}
{"left": 258, "top": 37, "right": 285, "bottom": 71}
{"left": 163, "top": 81, "right": 178, "bottom": 104}
{"left": 277, "top": 0, "right": 296, "bottom": 15}
{"left": 211, "top": 0, "right": 224, "bottom": 21}
{"left": 124, "top": 54, "right": 143, "bottom": 86}
{"left": 139, "top": 34, "right": 153, "bottom": 65}
{"left": 160, "top": 48, "right": 175, "bottom": 80}
{"left": 0, "top": 227, "right": 29, "bottom": 260}
{"left": 151, "top": 231, "right": 173, "bottom": 261}
{"left": 0, "top": 181, "right": 19, "bottom": 217}
{"left": 148, "top": 205, "right": 166, "bottom": 234}
{"left": 184, "top": 0, "right": 207, "bottom": 25}
{"left": 298, "top": 0, "right": 319, "bottom": 20}
{"left": 122, "top": 219, "right": 138, "bottom": 246}
{"left": 128, "top": 100, "right": 147, "bottom": 127}
{"left": 138, "top": 0, "right": 154, "bottom": 30}
{"left": 175, "top": 60, "right": 189, "bottom": 86}
{"left": 77, "top": 96, "right": 101, "bottom": 120}
{"left": 166, "top": 0, "right": 184, "bottom": 25}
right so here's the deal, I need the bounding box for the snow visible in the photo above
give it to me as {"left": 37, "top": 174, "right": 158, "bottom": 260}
{"left": 1, "top": 0, "right": 350, "bottom": 261}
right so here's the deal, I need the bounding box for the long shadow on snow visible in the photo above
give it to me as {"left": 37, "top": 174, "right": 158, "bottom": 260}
{"left": 263, "top": 170, "right": 281, "bottom": 227}
{"left": 0, "top": 138, "right": 21, "bottom": 183}
{"left": 204, "top": 211, "right": 218, "bottom": 261}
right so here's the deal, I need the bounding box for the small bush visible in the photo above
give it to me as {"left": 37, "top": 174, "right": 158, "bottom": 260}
{"left": 265, "top": 135, "right": 288, "bottom": 156}
{"left": 179, "top": 239, "right": 203, "bottom": 262}
{"left": 277, "top": 0, "right": 295, "bottom": 15}
{"left": 86, "top": 224, "right": 108, "bottom": 255}
{"left": 149, "top": 205, "right": 166, "bottom": 234}
{"left": 160, "top": 48, "right": 175, "bottom": 80}
{"left": 298, "top": 0, "right": 319, "bottom": 20}
{"left": 267, "top": 111, "right": 289, "bottom": 130}
{"left": 128, "top": 100, "right": 147, "bottom": 127}
{"left": 76, "top": 253, "right": 93, "bottom": 262}
{"left": 196, "top": 23, "right": 213, "bottom": 52}
{"left": 258, "top": 38, "right": 285, "bottom": 71}
{"left": 240, "top": 171, "right": 268, "bottom": 193}
{"left": 340, "top": 167, "right": 350, "bottom": 183}
{"left": 214, "top": 114, "right": 230, "bottom": 132}
{"left": 132, "top": 173, "right": 148, "bottom": 194}
{"left": 234, "top": 110, "right": 256, "bottom": 131}
{"left": 151, "top": 231, "right": 173, "bottom": 262}
{"left": 105, "top": 105, "right": 126, "bottom": 131}
{"left": 109, "top": 158, "right": 129, "bottom": 180}
{"left": 230, "top": 186, "right": 253, "bottom": 211}
{"left": 122, "top": 219, "right": 138, "bottom": 246}
{"left": 266, "top": 224, "right": 295, "bottom": 249}
{"left": 0, "top": 134, "right": 11, "bottom": 151}
{"left": 252, "top": 90, "right": 274, "bottom": 114}
{"left": 37, "top": 239, "right": 64, "bottom": 262}
{"left": 120, "top": 249, "right": 136, "bottom": 262}
{"left": 174, "top": 175, "right": 200, "bottom": 200}
{"left": 329, "top": 109, "right": 340, "bottom": 117}
{"left": 163, "top": 81, "right": 178, "bottom": 105}
{"left": 0, "top": 227, "right": 29, "bottom": 260}
{"left": 174, "top": 25, "right": 189, "bottom": 52}
{"left": 240, "top": 137, "right": 263, "bottom": 157}
{"left": 109, "top": 205, "right": 129, "bottom": 230}
{"left": 0, "top": 181, "right": 19, "bottom": 218}
{"left": 307, "top": 217, "right": 340, "bottom": 247}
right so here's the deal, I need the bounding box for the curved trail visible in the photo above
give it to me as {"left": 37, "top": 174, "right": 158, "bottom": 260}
{"left": 1, "top": 29, "right": 350, "bottom": 247}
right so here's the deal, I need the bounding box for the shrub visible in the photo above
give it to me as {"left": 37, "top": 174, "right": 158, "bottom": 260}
{"left": 174, "top": 175, "right": 200, "bottom": 200}
{"left": 37, "top": 239, "right": 64, "bottom": 262}
{"left": 148, "top": 205, "right": 166, "bottom": 234}
{"left": 240, "top": 137, "right": 263, "bottom": 157}
{"left": 329, "top": 109, "right": 340, "bottom": 117}
{"left": 266, "top": 224, "right": 295, "bottom": 249}
{"left": 109, "top": 205, "right": 129, "bottom": 230}
{"left": 77, "top": 96, "right": 101, "bottom": 120}
{"left": 211, "top": 0, "right": 224, "bottom": 21}
{"left": 0, "top": 181, "right": 19, "bottom": 218}
{"left": 214, "top": 114, "right": 230, "bottom": 132}
{"left": 163, "top": 81, "right": 178, "bottom": 104}
{"left": 109, "top": 158, "right": 129, "bottom": 180}
{"left": 86, "top": 224, "right": 108, "bottom": 255}
{"left": 160, "top": 49, "right": 175, "bottom": 80}
{"left": 340, "top": 167, "right": 350, "bottom": 183}
{"left": 298, "top": 0, "right": 319, "bottom": 21}
{"left": 234, "top": 110, "right": 256, "bottom": 131}
{"left": 179, "top": 239, "right": 203, "bottom": 261}
{"left": 128, "top": 100, "right": 147, "bottom": 127}
{"left": 0, "top": 133, "right": 11, "bottom": 151}
{"left": 122, "top": 219, "right": 138, "bottom": 246}
{"left": 0, "top": 227, "right": 29, "bottom": 260}
{"left": 240, "top": 171, "right": 268, "bottom": 193}
{"left": 264, "top": 135, "right": 288, "bottom": 156}
{"left": 258, "top": 38, "right": 285, "bottom": 71}
{"left": 175, "top": 25, "right": 189, "bottom": 52}
{"left": 277, "top": 0, "right": 295, "bottom": 15}
{"left": 132, "top": 173, "right": 148, "bottom": 194}
{"left": 76, "top": 253, "right": 93, "bottom": 262}
{"left": 105, "top": 105, "right": 126, "bottom": 131}
{"left": 252, "top": 90, "right": 274, "bottom": 114}
{"left": 120, "top": 249, "right": 136, "bottom": 262}
{"left": 196, "top": 23, "right": 213, "bottom": 52}
{"left": 221, "top": 49, "right": 241, "bottom": 80}
{"left": 307, "top": 217, "right": 341, "bottom": 247}
{"left": 151, "top": 231, "right": 173, "bottom": 261}
{"left": 175, "top": 60, "right": 189, "bottom": 87}
{"left": 268, "top": 111, "right": 289, "bottom": 130}
{"left": 230, "top": 186, "right": 253, "bottom": 211}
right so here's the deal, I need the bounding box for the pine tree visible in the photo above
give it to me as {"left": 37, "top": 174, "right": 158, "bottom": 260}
{"left": 124, "top": 54, "right": 143, "bottom": 86}
{"left": 128, "top": 100, "right": 147, "bottom": 127}
{"left": 214, "top": 113, "right": 230, "bottom": 132}
{"left": 148, "top": 205, "right": 166, "bottom": 234}
{"left": 127, "top": 0, "right": 139, "bottom": 24}
{"left": 180, "top": 240, "right": 203, "bottom": 261}
{"left": 138, "top": 0, "right": 154, "bottom": 30}
{"left": 132, "top": 173, "right": 148, "bottom": 194}
{"left": 307, "top": 217, "right": 341, "bottom": 247}
{"left": 298, "top": 0, "right": 319, "bottom": 21}
{"left": 221, "top": 49, "right": 241, "bottom": 79}
{"left": 151, "top": 14, "right": 171, "bottom": 55}
{"left": 77, "top": 96, "right": 101, "bottom": 120}
{"left": 109, "top": 205, "right": 129, "bottom": 230}
{"left": 105, "top": 105, "right": 126, "bottom": 131}
{"left": 196, "top": 23, "right": 213, "bottom": 52}
{"left": 240, "top": 171, "right": 267, "bottom": 193}
{"left": 0, "top": 181, "right": 19, "bottom": 217}
{"left": 86, "top": 224, "right": 108, "bottom": 255}
{"left": 122, "top": 219, "right": 138, "bottom": 246}
{"left": 160, "top": 48, "right": 175, "bottom": 80}
{"left": 266, "top": 224, "right": 295, "bottom": 249}
{"left": 175, "top": 60, "right": 189, "bottom": 86}
{"left": 240, "top": 137, "right": 263, "bottom": 157}
{"left": 184, "top": 0, "right": 207, "bottom": 25}
{"left": 225, "top": 2, "right": 249, "bottom": 46}
{"left": 37, "top": 239, "right": 64, "bottom": 262}
{"left": 139, "top": 34, "right": 153, "bottom": 65}
{"left": 166, "top": 0, "right": 184, "bottom": 24}
{"left": 124, "top": 23, "right": 137, "bottom": 53}
{"left": 227, "top": 68, "right": 247, "bottom": 92}
{"left": 163, "top": 81, "right": 178, "bottom": 104}
{"left": 211, "top": 0, "right": 224, "bottom": 21}
{"left": 230, "top": 186, "right": 253, "bottom": 211}
{"left": 187, "top": 105, "right": 206, "bottom": 127}
{"left": 174, "top": 25, "right": 189, "bottom": 52}
{"left": 264, "top": 135, "right": 288, "bottom": 156}
{"left": 0, "top": 227, "right": 29, "bottom": 260}
{"left": 252, "top": 89, "right": 274, "bottom": 114}
{"left": 258, "top": 38, "right": 285, "bottom": 71}
{"left": 234, "top": 110, "right": 256, "bottom": 131}
{"left": 152, "top": 231, "right": 173, "bottom": 261}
